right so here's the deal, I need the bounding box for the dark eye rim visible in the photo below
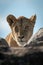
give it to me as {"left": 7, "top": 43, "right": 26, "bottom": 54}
{"left": 25, "top": 26, "right": 29, "bottom": 30}
{"left": 15, "top": 26, "right": 18, "bottom": 32}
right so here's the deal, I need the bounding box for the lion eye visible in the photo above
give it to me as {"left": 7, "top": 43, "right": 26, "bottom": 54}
{"left": 15, "top": 26, "right": 18, "bottom": 32}
{"left": 25, "top": 26, "right": 29, "bottom": 30}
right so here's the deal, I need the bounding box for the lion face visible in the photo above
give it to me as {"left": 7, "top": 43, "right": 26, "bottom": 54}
{"left": 7, "top": 15, "right": 36, "bottom": 46}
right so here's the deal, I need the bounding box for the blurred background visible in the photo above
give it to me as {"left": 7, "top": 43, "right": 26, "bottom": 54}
{"left": 0, "top": 0, "right": 43, "bottom": 38}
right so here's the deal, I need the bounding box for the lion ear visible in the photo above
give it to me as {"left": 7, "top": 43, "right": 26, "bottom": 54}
{"left": 6, "top": 14, "right": 16, "bottom": 27}
{"left": 30, "top": 14, "right": 36, "bottom": 25}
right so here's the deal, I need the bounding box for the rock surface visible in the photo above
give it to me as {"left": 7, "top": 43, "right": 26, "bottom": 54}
{"left": 0, "top": 28, "right": 43, "bottom": 65}
{"left": 0, "top": 38, "right": 10, "bottom": 52}
{"left": 25, "top": 28, "right": 43, "bottom": 47}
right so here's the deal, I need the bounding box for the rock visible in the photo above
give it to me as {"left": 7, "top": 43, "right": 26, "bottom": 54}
{"left": 25, "top": 28, "right": 43, "bottom": 47}
{"left": 0, "top": 28, "right": 43, "bottom": 65}
{"left": 0, "top": 38, "right": 9, "bottom": 47}
{"left": 0, "top": 38, "right": 10, "bottom": 52}
{"left": 0, "top": 48, "right": 43, "bottom": 65}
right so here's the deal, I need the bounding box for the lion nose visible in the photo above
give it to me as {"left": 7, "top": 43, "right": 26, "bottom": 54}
{"left": 18, "top": 35, "right": 24, "bottom": 39}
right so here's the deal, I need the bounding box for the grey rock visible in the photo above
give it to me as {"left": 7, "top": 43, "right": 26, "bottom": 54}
{"left": 0, "top": 38, "right": 9, "bottom": 47}
{"left": 0, "top": 38, "right": 10, "bottom": 52}
{"left": 0, "top": 48, "right": 43, "bottom": 65}
{"left": 25, "top": 28, "right": 43, "bottom": 47}
{"left": 0, "top": 28, "right": 43, "bottom": 65}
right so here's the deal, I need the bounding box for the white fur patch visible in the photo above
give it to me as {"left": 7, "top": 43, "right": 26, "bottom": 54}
{"left": 11, "top": 33, "right": 27, "bottom": 47}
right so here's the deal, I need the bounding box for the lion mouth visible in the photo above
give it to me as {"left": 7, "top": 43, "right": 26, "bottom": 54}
{"left": 19, "top": 39, "right": 25, "bottom": 42}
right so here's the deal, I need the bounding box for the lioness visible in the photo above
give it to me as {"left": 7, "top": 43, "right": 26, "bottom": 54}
{"left": 5, "top": 14, "right": 36, "bottom": 47}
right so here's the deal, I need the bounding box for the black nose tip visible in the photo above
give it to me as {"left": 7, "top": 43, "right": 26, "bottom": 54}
{"left": 18, "top": 36, "right": 24, "bottom": 39}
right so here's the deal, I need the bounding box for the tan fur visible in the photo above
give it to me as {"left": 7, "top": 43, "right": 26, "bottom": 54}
{"left": 5, "top": 14, "right": 36, "bottom": 47}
